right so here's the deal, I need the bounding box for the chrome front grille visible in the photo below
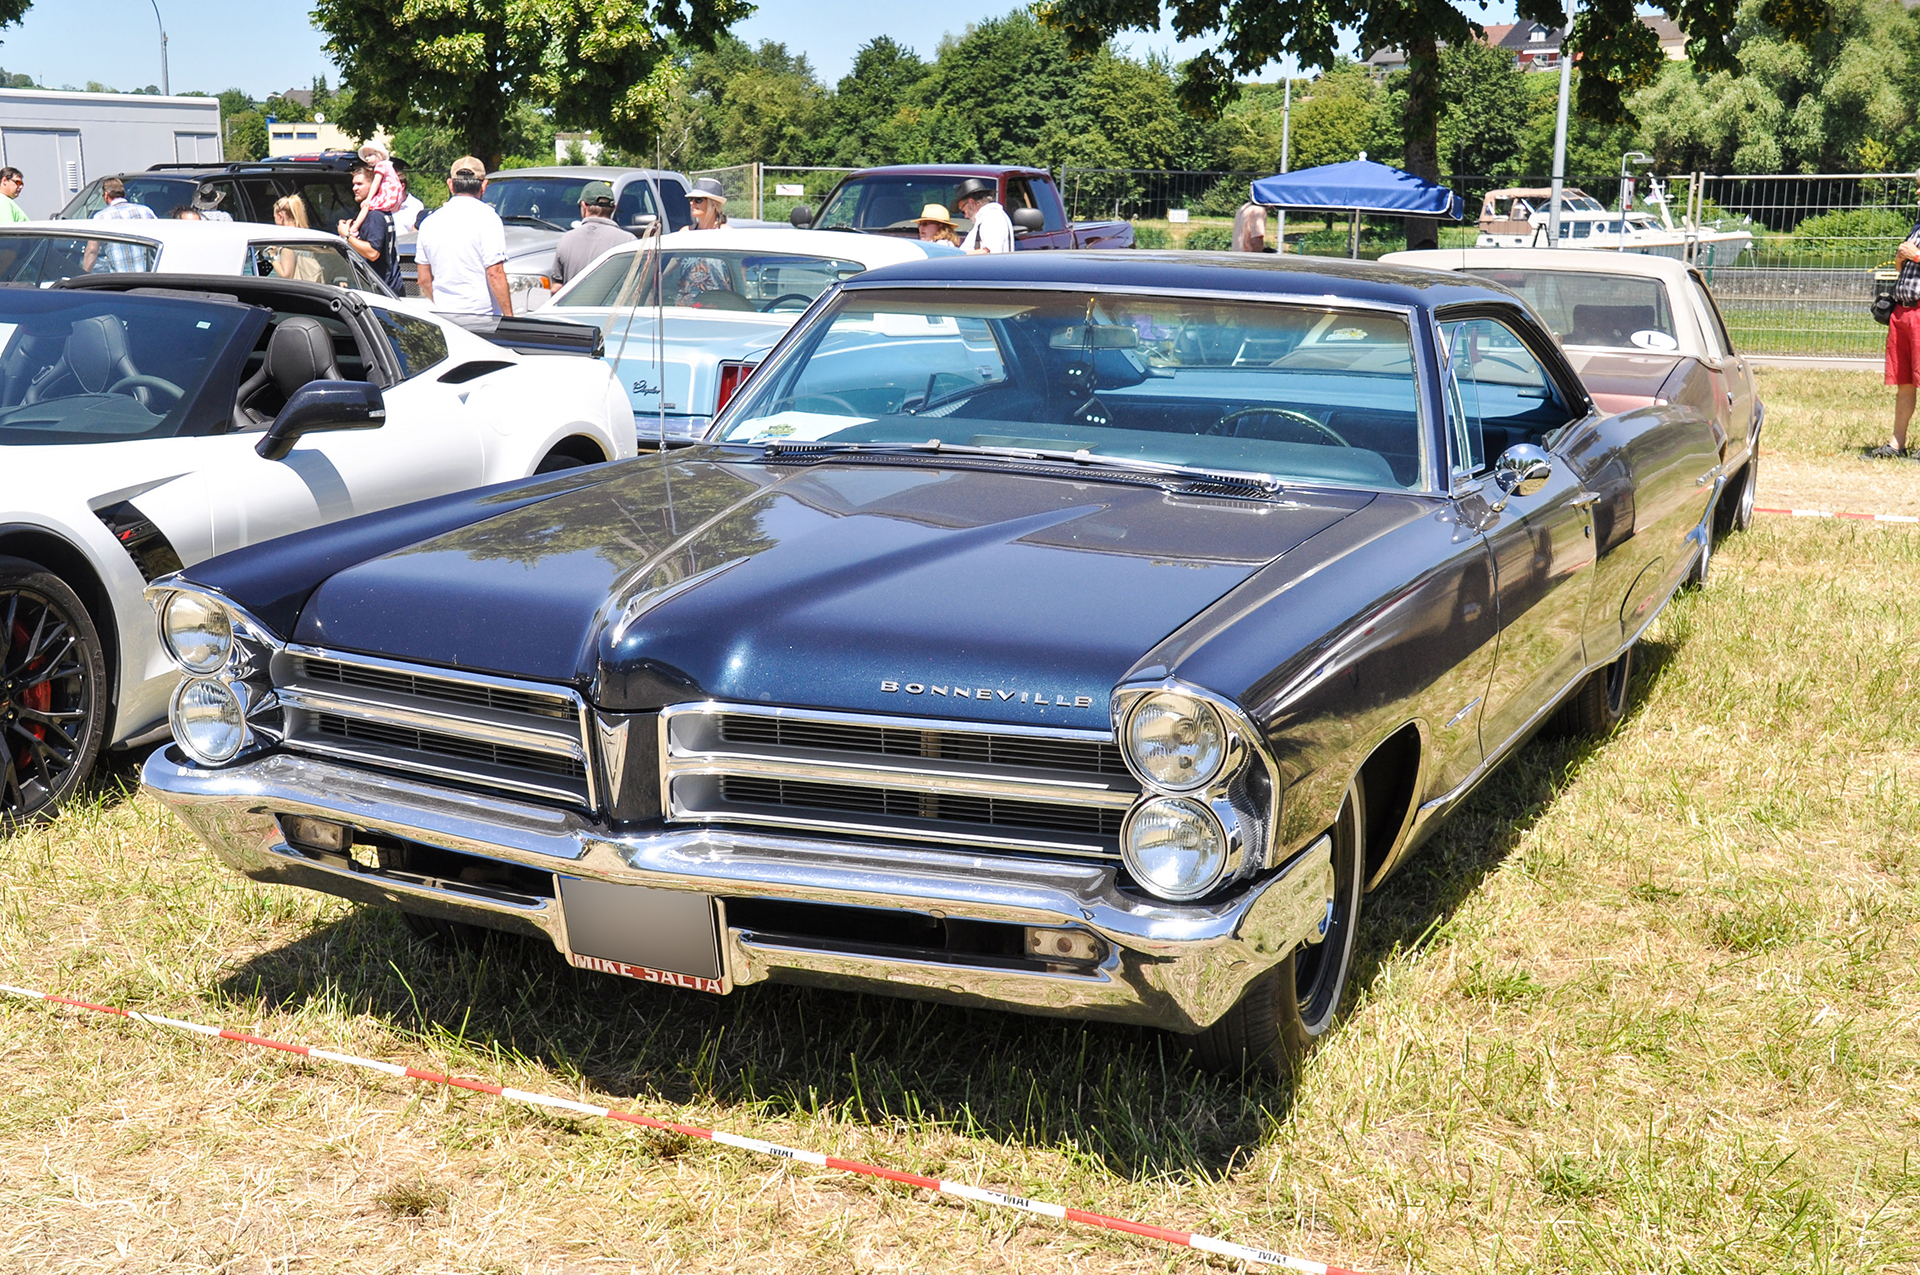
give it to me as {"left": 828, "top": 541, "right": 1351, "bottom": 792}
{"left": 275, "top": 648, "right": 595, "bottom": 809}
{"left": 663, "top": 703, "right": 1138, "bottom": 859}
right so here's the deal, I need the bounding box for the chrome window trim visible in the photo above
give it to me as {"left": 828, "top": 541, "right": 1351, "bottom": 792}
{"left": 732, "top": 280, "right": 1443, "bottom": 495}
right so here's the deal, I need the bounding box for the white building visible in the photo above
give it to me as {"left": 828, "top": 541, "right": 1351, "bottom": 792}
{"left": 265, "top": 117, "right": 389, "bottom": 159}
{"left": 0, "top": 88, "right": 222, "bottom": 218}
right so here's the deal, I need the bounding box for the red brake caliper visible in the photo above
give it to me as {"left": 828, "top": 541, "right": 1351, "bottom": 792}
{"left": 11, "top": 619, "right": 48, "bottom": 772}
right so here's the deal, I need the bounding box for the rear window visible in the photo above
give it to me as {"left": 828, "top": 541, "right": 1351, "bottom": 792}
{"left": 1468, "top": 268, "right": 1679, "bottom": 352}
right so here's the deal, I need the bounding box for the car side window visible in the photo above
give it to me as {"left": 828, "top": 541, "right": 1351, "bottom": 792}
{"left": 1689, "top": 276, "right": 1733, "bottom": 358}
{"left": 1004, "top": 178, "right": 1065, "bottom": 232}
{"left": 1440, "top": 316, "right": 1571, "bottom": 471}
{"left": 658, "top": 179, "right": 694, "bottom": 232}
{"left": 374, "top": 308, "right": 449, "bottom": 380}
{"left": 615, "top": 180, "right": 659, "bottom": 232}
{"left": 66, "top": 180, "right": 107, "bottom": 218}
{"left": 284, "top": 177, "right": 356, "bottom": 232}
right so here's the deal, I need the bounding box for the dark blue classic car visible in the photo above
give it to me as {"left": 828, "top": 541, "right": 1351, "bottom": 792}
{"left": 143, "top": 253, "right": 1724, "bottom": 1075}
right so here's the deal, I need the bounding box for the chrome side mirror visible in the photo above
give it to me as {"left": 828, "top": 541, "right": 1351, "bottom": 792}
{"left": 1489, "top": 443, "right": 1552, "bottom": 512}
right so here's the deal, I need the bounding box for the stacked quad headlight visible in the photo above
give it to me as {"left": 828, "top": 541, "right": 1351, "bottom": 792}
{"left": 149, "top": 585, "right": 279, "bottom": 767}
{"left": 1115, "top": 685, "right": 1267, "bottom": 902}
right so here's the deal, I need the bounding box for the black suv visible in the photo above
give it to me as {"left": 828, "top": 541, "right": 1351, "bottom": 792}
{"left": 54, "top": 159, "right": 359, "bottom": 227}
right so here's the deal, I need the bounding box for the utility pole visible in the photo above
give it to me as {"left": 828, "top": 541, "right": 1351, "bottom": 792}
{"left": 148, "top": 0, "right": 169, "bottom": 96}
{"left": 1277, "top": 77, "right": 1291, "bottom": 252}
{"left": 1547, "top": 2, "right": 1573, "bottom": 247}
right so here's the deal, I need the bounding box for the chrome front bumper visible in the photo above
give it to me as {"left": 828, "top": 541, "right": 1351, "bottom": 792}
{"left": 142, "top": 748, "right": 1334, "bottom": 1034}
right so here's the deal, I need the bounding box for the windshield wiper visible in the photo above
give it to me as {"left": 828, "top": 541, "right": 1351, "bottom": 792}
{"left": 760, "top": 436, "right": 1283, "bottom": 494}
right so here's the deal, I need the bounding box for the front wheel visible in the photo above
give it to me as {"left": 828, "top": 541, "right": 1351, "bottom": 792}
{"left": 0, "top": 557, "right": 108, "bottom": 828}
{"left": 1192, "top": 775, "right": 1366, "bottom": 1078}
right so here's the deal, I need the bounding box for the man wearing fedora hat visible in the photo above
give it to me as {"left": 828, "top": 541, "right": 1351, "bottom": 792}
{"left": 687, "top": 177, "right": 729, "bottom": 231}
{"left": 953, "top": 177, "right": 1013, "bottom": 255}
{"left": 553, "top": 180, "right": 635, "bottom": 285}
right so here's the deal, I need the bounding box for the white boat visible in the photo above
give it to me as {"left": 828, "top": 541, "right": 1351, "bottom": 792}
{"left": 1475, "top": 182, "right": 1752, "bottom": 268}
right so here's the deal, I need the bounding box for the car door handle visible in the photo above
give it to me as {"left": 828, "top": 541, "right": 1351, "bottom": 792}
{"left": 1569, "top": 490, "right": 1602, "bottom": 508}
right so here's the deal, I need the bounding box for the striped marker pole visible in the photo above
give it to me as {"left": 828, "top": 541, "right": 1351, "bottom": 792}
{"left": 0, "top": 983, "right": 1364, "bottom": 1275}
{"left": 1754, "top": 506, "right": 1920, "bottom": 524}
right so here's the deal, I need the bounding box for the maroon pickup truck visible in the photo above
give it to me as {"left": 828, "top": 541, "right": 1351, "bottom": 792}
{"left": 789, "top": 164, "right": 1134, "bottom": 250}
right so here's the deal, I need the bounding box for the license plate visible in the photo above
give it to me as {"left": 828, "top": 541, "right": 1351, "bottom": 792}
{"left": 558, "top": 878, "right": 723, "bottom": 994}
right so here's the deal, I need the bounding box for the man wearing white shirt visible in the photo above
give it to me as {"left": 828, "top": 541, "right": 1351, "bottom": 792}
{"left": 415, "top": 156, "right": 511, "bottom": 315}
{"left": 954, "top": 177, "right": 1014, "bottom": 255}
{"left": 393, "top": 172, "right": 425, "bottom": 234}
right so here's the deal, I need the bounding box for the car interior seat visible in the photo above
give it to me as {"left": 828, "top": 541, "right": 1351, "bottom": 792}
{"left": 23, "top": 315, "right": 147, "bottom": 407}
{"left": 233, "top": 316, "right": 342, "bottom": 429}
{"left": 1568, "top": 304, "right": 1659, "bottom": 347}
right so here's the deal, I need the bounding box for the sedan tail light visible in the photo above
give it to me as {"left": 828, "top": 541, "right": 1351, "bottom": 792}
{"left": 715, "top": 360, "right": 758, "bottom": 414}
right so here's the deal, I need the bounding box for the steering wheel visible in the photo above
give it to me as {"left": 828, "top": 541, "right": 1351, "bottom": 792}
{"left": 1209, "top": 407, "right": 1350, "bottom": 447}
{"left": 105, "top": 373, "right": 185, "bottom": 407}
{"left": 760, "top": 293, "right": 815, "bottom": 313}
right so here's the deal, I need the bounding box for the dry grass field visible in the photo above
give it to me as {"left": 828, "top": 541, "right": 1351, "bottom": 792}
{"left": 2, "top": 369, "right": 1917, "bottom": 1274}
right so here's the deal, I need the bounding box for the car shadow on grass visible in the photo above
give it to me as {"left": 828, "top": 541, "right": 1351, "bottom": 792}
{"left": 208, "top": 639, "right": 1679, "bottom": 1186}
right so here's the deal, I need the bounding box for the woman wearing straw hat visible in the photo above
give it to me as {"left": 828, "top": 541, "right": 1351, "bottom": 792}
{"left": 686, "top": 177, "right": 729, "bottom": 231}
{"left": 917, "top": 204, "right": 960, "bottom": 247}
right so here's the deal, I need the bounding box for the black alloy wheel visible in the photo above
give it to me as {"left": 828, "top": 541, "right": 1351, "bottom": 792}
{"left": 0, "top": 557, "right": 107, "bottom": 829}
{"left": 1192, "top": 774, "right": 1366, "bottom": 1078}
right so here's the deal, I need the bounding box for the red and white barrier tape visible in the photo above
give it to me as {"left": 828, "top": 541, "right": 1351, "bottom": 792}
{"left": 0, "top": 982, "right": 1363, "bottom": 1275}
{"left": 1754, "top": 506, "right": 1920, "bottom": 524}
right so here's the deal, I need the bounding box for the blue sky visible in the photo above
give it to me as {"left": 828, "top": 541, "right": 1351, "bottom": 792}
{"left": 0, "top": 0, "right": 1522, "bottom": 100}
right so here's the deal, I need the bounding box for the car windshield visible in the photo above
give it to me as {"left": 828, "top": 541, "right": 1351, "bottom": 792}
{"left": 243, "top": 240, "right": 391, "bottom": 294}
{"left": 0, "top": 290, "right": 254, "bottom": 446}
{"left": 112, "top": 177, "right": 199, "bottom": 217}
{"left": 717, "top": 288, "right": 1430, "bottom": 490}
{"left": 483, "top": 177, "right": 590, "bottom": 227}
{"left": 1470, "top": 268, "right": 1679, "bottom": 351}
{"left": 0, "top": 232, "right": 160, "bottom": 283}
{"left": 557, "top": 249, "right": 869, "bottom": 312}
{"left": 816, "top": 175, "right": 975, "bottom": 231}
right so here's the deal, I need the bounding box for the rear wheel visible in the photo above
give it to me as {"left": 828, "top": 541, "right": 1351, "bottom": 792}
{"left": 1717, "top": 453, "right": 1759, "bottom": 536}
{"left": 0, "top": 558, "right": 107, "bottom": 828}
{"left": 534, "top": 447, "right": 599, "bottom": 474}
{"left": 1550, "top": 642, "right": 1634, "bottom": 738}
{"left": 1193, "top": 776, "right": 1365, "bottom": 1078}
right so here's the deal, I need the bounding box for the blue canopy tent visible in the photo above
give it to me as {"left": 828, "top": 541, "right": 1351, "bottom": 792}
{"left": 1250, "top": 159, "right": 1463, "bottom": 258}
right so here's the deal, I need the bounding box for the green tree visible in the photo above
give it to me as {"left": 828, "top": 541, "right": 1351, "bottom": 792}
{"left": 1437, "top": 40, "right": 1531, "bottom": 179}
{"left": 1285, "top": 64, "right": 1393, "bottom": 170}
{"left": 1632, "top": 0, "right": 1914, "bottom": 172}
{"left": 312, "top": 0, "right": 751, "bottom": 170}
{"left": 0, "top": 3, "right": 28, "bottom": 33}
{"left": 825, "top": 37, "right": 927, "bottom": 166}
{"left": 225, "top": 111, "right": 268, "bottom": 161}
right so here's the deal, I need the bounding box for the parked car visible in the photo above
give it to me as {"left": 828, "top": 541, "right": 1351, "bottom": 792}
{"left": 0, "top": 219, "right": 393, "bottom": 293}
{"left": 54, "top": 159, "right": 360, "bottom": 227}
{"left": 397, "top": 166, "right": 695, "bottom": 311}
{"left": 544, "top": 226, "right": 961, "bottom": 443}
{"left": 788, "top": 165, "right": 1135, "bottom": 250}
{"left": 0, "top": 271, "right": 634, "bottom": 825}
{"left": 140, "top": 252, "right": 1721, "bottom": 1076}
{"left": 1384, "top": 247, "right": 1762, "bottom": 538}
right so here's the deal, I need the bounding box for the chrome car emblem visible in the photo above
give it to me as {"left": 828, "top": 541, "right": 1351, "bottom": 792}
{"left": 880, "top": 679, "right": 1095, "bottom": 709}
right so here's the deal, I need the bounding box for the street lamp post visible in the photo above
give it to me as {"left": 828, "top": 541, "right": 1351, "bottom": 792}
{"left": 1547, "top": 1, "right": 1573, "bottom": 247}
{"left": 147, "top": 0, "right": 169, "bottom": 96}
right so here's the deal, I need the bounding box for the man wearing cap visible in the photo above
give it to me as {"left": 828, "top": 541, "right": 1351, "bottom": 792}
{"left": 553, "top": 181, "right": 634, "bottom": 285}
{"left": 953, "top": 177, "right": 1013, "bottom": 255}
{"left": 687, "top": 177, "right": 729, "bottom": 230}
{"left": 414, "top": 156, "right": 511, "bottom": 315}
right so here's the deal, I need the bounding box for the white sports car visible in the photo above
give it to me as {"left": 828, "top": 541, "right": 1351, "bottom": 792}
{"left": 0, "top": 270, "right": 634, "bottom": 823}
{"left": 545, "top": 227, "right": 960, "bottom": 443}
{"left": 0, "top": 218, "right": 396, "bottom": 293}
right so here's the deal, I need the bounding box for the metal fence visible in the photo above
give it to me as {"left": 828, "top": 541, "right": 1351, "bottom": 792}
{"left": 708, "top": 160, "right": 1909, "bottom": 359}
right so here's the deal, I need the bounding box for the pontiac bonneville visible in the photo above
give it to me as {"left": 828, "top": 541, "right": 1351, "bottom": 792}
{"left": 141, "top": 253, "right": 1725, "bottom": 1074}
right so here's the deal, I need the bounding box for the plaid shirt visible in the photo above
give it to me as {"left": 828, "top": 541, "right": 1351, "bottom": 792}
{"left": 92, "top": 198, "right": 158, "bottom": 273}
{"left": 1895, "top": 223, "right": 1920, "bottom": 307}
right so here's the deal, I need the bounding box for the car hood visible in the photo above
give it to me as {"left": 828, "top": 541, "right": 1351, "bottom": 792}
{"left": 292, "top": 452, "right": 1370, "bottom": 724}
